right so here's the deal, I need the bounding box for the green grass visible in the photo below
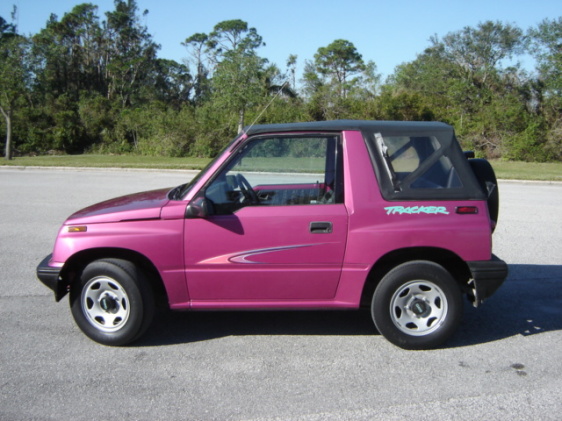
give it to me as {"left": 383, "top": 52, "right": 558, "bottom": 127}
{"left": 489, "top": 160, "right": 562, "bottom": 181}
{"left": 1, "top": 154, "right": 561, "bottom": 181}
{"left": 0, "top": 154, "right": 210, "bottom": 170}
{"left": 237, "top": 157, "right": 325, "bottom": 173}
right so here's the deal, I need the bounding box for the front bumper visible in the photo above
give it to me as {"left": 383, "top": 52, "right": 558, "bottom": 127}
{"left": 467, "top": 254, "right": 508, "bottom": 305}
{"left": 36, "top": 254, "right": 67, "bottom": 302}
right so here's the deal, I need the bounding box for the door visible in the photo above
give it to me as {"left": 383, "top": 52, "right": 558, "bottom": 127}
{"left": 184, "top": 134, "right": 348, "bottom": 302}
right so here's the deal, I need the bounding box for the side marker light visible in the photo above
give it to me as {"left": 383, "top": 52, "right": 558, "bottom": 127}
{"left": 455, "top": 206, "right": 479, "bottom": 215}
{"left": 68, "top": 226, "right": 87, "bottom": 233}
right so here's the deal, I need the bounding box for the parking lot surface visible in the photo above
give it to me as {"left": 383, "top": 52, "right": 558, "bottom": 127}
{"left": 1, "top": 168, "right": 561, "bottom": 420}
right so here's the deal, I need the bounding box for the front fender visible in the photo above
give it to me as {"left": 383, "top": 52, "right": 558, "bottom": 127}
{"left": 49, "top": 218, "right": 189, "bottom": 305}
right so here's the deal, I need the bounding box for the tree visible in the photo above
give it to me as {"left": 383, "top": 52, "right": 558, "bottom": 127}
{"left": 207, "top": 19, "right": 263, "bottom": 63}
{"left": 303, "top": 39, "right": 374, "bottom": 120}
{"left": 528, "top": 17, "right": 562, "bottom": 160}
{"left": 212, "top": 51, "right": 267, "bottom": 133}
{"left": 390, "top": 45, "right": 463, "bottom": 120}
{"left": 149, "top": 59, "right": 192, "bottom": 107}
{"left": 436, "top": 21, "right": 525, "bottom": 87}
{"left": 182, "top": 33, "right": 210, "bottom": 104}
{"left": 29, "top": 4, "right": 110, "bottom": 152}
{"left": 389, "top": 21, "right": 531, "bottom": 158}
{"left": 528, "top": 18, "right": 562, "bottom": 105}
{"left": 286, "top": 54, "right": 298, "bottom": 92}
{"left": 104, "top": 0, "right": 159, "bottom": 107}
{"left": 32, "top": 4, "right": 106, "bottom": 99}
{"left": 314, "top": 39, "right": 365, "bottom": 99}
{"left": 0, "top": 14, "right": 31, "bottom": 159}
{"left": 0, "top": 14, "right": 15, "bottom": 35}
{"left": 203, "top": 19, "right": 267, "bottom": 133}
{"left": 26, "top": 1, "right": 165, "bottom": 152}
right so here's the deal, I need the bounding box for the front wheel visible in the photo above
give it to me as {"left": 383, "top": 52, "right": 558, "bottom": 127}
{"left": 372, "top": 261, "right": 463, "bottom": 350}
{"left": 70, "top": 258, "right": 154, "bottom": 346}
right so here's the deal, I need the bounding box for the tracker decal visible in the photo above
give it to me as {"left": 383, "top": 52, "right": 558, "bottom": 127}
{"left": 384, "top": 206, "right": 449, "bottom": 215}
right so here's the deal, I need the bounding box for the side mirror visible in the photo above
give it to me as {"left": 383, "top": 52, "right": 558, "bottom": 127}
{"left": 185, "top": 196, "right": 212, "bottom": 218}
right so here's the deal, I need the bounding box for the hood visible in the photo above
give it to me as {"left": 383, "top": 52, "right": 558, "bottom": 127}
{"left": 66, "top": 188, "right": 171, "bottom": 225}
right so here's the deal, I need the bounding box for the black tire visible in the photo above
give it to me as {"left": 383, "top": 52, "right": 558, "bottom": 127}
{"left": 469, "top": 158, "right": 499, "bottom": 230}
{"left": 70, "top": 258, "right": 155, "bottom": 346}
{"left": 372, "top": 261, "right": 463, "bottom": 350}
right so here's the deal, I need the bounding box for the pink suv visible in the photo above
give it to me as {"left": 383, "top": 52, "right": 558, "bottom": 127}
{"left": 37, "top": 120, "right": 507, "bottom": 349}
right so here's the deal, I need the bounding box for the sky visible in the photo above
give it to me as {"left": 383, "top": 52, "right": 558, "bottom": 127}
{"left": 2, "top": 0, "right": 560, "bottom": 81}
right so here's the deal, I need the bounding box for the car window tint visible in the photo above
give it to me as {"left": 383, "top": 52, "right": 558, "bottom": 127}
{"left": 380, "top": 135, "right": 463, "bottom": 189}
{"left": 206, "top": 135, "right": 341, "bottom": 214}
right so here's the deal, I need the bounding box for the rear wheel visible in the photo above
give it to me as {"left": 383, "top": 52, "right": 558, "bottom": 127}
{"left": 372, "top": 261, "right": 463, "bottom": 350}
{"left": 70, "top": 258, "right": 154, "bottom": 346}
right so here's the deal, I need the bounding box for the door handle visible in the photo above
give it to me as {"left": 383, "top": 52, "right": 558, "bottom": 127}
{"left": 310, "top": 221, "right": 333, "bottom": 234}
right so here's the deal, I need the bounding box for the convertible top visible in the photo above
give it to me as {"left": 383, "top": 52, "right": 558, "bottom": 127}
{"left": 244, "top": 120, "right": 453, "bottom": 137}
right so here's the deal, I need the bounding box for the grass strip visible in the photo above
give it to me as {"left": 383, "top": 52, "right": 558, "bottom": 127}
{"left": 2, "top": 155, "right": 561, "bottom": 181}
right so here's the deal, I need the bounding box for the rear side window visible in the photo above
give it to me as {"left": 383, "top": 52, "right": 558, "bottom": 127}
{"left": 375, "top": 133, "right": 462, "bottom": 191}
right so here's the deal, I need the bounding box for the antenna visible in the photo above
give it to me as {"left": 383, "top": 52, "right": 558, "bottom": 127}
{"left": 244, "top": 81, "right": 289, "bottom": 135}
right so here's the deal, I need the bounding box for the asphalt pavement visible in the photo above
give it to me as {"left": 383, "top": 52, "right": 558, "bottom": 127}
{"left": 1, "top": 167, "right": 561, "bottom": 421}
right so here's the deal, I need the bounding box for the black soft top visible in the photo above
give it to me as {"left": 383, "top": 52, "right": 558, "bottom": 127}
{"left": 244, "top": 120, "right": 453, "bottom": 137}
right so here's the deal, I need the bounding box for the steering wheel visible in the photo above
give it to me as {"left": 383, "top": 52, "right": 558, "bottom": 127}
{"left": 235, "top": 173, "right": 259, "bottom": 204}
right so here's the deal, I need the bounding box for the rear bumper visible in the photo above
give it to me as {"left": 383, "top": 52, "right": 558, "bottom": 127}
{"left": 36, "top": 254, "right": 67, "bottom": 302}
{"left": 467, "top": 255, "right": 508, "bottom": 304}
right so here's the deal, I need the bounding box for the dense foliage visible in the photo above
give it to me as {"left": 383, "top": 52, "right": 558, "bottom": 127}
{"left": 1, "top": 2, "right": 560, "bottom": 161}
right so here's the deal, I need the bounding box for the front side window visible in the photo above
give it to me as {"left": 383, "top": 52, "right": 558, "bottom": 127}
{"left": 205, "top": 135, "right": 341, "bottom": 214}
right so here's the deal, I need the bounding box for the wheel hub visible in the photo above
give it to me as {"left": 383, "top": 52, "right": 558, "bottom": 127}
{"left": 99, "top": 293, "right": 119, "bottom": 314}
{"left": 81, "top": 276, "right": 131, "bottom": 333}
{"left": 408, "top": 297, "right": 431, "bottom": 318}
